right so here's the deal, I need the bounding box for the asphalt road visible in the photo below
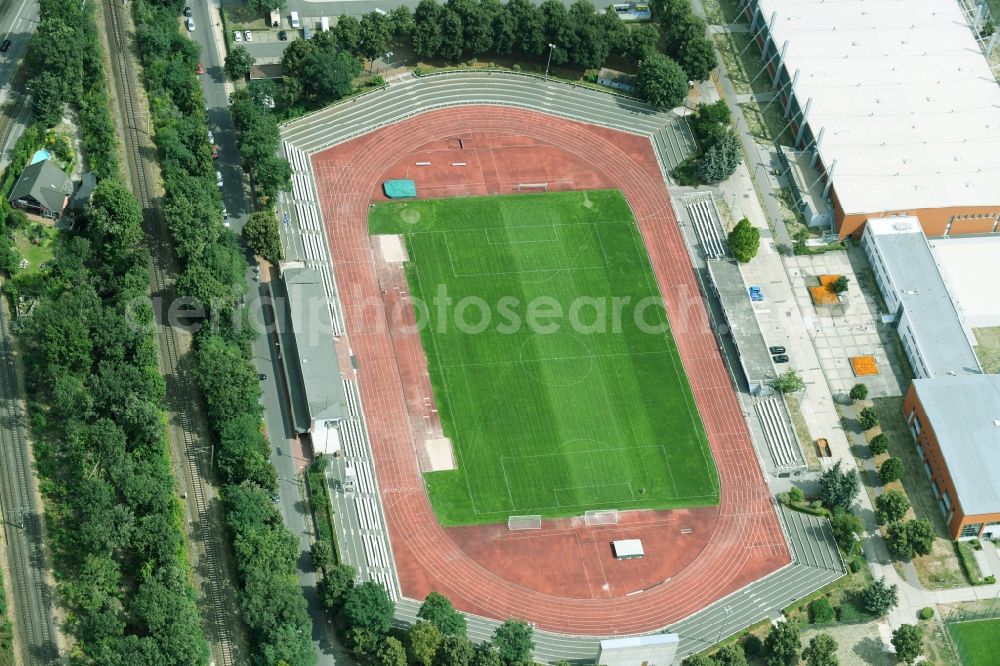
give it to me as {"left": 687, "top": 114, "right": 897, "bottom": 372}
{"left": 190, "top": 2, "right": 343, "bottom": 662}
{"left": 0, "top": 0, "right": 38, "bottom": 169}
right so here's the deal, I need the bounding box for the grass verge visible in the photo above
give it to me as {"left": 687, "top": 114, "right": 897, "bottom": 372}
{"left": 307, "top": 456, "right": 340, "bottom": 564}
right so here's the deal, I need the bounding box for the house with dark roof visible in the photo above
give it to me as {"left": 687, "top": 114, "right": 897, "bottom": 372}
{"left": 7, "top": 159, "right": 73, "bottom": 219}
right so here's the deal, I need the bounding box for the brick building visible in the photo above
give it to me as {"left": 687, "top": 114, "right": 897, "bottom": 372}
{"left": 904, "top": 375, "right": 1000, "bottom": 540}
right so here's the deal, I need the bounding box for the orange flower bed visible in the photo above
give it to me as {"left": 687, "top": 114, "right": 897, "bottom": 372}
{"left": 850, "top": 355, "right": 879, "bottom": 376}
{"left": 809, "top": 285, "right": 839, "bottom": 305}
{"left": 818, "top": 274, "right": 841, "bottom": 288}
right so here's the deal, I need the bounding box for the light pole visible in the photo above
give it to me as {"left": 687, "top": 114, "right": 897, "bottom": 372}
{"left": 545, "top": 43, "right": 556, "bottom": 79}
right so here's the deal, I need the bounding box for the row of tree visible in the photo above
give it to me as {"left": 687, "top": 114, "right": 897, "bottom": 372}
{"left": 131, "top": 0, "right": 314, "bottom": 661}
{"left": 20, "top": 179, "right": 210, "bottom": 662}
{"left": 279, "top": 32, "right": 365, "bottom": 113}
{"left": 4, "top": 0, "right": 213, "bottom": 661}
{"left": 229, "top": 81, "right": 293, "bottom": 206}
{"left": 686, "top": 99, "right": 743, "bottom": 184}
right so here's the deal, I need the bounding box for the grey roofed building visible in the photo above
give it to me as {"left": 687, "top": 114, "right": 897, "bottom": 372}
{"left": 911, "top": 375, "right": 1000, "bottom": 517}
{"left": 8, "top": 159, "right": 73, "bottom": 218}
{"left": 862, "top": 217, "right": 981, "bottom": 378}
{"left": 282, "top": 262, "right": 349, "bottom": 434}
{"left": 70, "top": 172, "right": 98, "bottom": 211}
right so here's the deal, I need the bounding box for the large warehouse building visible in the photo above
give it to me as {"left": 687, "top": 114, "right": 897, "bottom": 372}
{"left": 745, "top": 0, "right": 1000, "bottom": 237}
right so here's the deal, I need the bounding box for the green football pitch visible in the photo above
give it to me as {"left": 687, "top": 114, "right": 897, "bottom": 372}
{"left": 947, "top": 618, "right": 1000, "bottom": 665}
{"left": 369, "top": 190, "right": 720, "bottom": 526}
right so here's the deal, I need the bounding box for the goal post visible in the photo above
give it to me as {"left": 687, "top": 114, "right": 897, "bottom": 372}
{"left": 507, "top": 515, "right": 542, "bottom": 530}
{"left": 584, "top": 509, "right": 620, "bottom": 526}
{"left": 515, "top": 182, "right": 548, "bottom": 192}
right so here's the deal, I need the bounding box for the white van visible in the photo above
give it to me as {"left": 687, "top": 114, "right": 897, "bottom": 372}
{"left": 320, "top": 16, "right": 329, "bottom": 32}
{"left": 290, "top": 11, "right": 300, "bottom": 28}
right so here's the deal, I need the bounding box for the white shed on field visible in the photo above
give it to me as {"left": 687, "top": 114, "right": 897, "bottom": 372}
{"left": 612, "top": 539, "right": 644, "bottom": 560}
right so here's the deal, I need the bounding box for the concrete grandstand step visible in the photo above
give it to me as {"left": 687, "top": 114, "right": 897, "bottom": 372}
{"left": 753, "top": 397, "right": 802, "bottom": 468}
{"left": 684, "top": 196, "right": 726, "bottom": 259}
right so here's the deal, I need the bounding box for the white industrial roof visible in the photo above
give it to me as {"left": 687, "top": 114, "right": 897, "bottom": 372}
{"left": 756, "top": 0, "right": 1000, "bottom": 215}
{"left": 929, "top": 236, "right": 1000, "bottom": 329}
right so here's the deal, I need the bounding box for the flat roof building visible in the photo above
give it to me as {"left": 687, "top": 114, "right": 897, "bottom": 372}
{"left": 598, "top": 634, "right": 678, "bottom": 666}
{"left": 928, "top": 235, "right": 1000, "bottom": 330}
{"left": 282, "top": 262, "right": 349, "bottom": 452}
{"left": 861, "top": 217, "right": 981, "bottom": 378}
{"left": 904, "top": 375, "right": 1000, "bottom": 540}
{"left": 746, "top": 0, "right": 1000, "bottom": 238}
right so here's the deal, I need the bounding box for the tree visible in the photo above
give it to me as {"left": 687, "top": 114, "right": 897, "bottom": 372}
{"left": 626, "top": 22, "right": 660, "bottom": 60}
{"left": 886, "top": 521, "right": 911, "bottom": 558}
{"left": 299, "top": 50, "right": 360, "bottom": 106}
{"left": 389, "top": 5, "right": 414, "bottom": 41}
{"left": 697, "top": 129, "right": 742, "bottom": 183}
{"left": 343, "top": 581, "right": 395, "bottom": 635}
{"left": 359, "top": 11, "right": 393, "bottom": 62}
{"left": 858, "top": 406, "right": 880, "bottom": 430}
{"left": 727, "top": 218, "right": 760, "bottom": 263}
{"left": 862, "top": 577, "right": 899, "bottom": 617}
{"left": 809, "top": 597, "right": 835, "bottom": 624}
{"left": 470, "top": 643, "right": 503, "bottom": 666}
{"left": 86, "top": 179, "right": 145, "bottom": 269}
{"left": 492, "top": 619, "right": 534, "bottom": 665}
{"left": 818, "top": 461, "right": 860, "bottom": 511}
{"left": 787, "top": 486, "right": 805, "bottom": 504}
{"left": 418, "top": 592, "right": 467, "bottom": 637}
{"left": 434, "top": 634, "right": 475, "bottom": 666}
{"left": 681, "top": 655, "right": 714, "bottom": 666}
{"left": 690, "top": 99, "right": 731, "bottom": 147}
{"left": 248, "top": 0, "right": 286, "bottom": 13}
{"left": 635, "top": 51, "right": 688, "bottom": 110}
{"left": 677, "top": 33, "right": 716, "bottom": 82}
{"left": 439, "top": 9, "right": 465, "bottom": 60}
{"left": 772, "top": 369, "right": 805, "bottom": 395}
{"left": 713, "top": 643, "right": 748, "bottom": 666}
{"left": 30, "top": 70, "right": 66, "bottom": 127}
{"left": 869, "top": 433, "right": 890, "bottom": 456}
{"left": 829, "top": 275, "right": 850, "bottom": 293}
{"left": 311, "top": 539, "right": 334, "bottom": 570}
{"left": 254, "top": 155, "right": 293, "bottom": 202}
{"left": 801, "top": 633, "right": 838, "bottom": 666}
{"left": 891, "top": 624, "right": 923, "bottom": 665}
{"left": 335, "top": 14, "right": 362, "bottom": 53}
{"left": 875, "top": 490, "right": 910, "bottom": 525}
{"left": 830, "top": 509, "right": 864, "bottom": 554}
{"left": 906, "top": 519, "right": 934, "bottom": 556}
{"left": 243, "top": 210, "right": 284, "bottom": 262}
{"left": 413, "top": 0, "right": 446, "bottom": 57}
{"left": 376, "top": 636, "right": 408, "bottom": 666}
{"left": 224, "top": 46, "right": 255, "bottom": 80}
{"left": 318, "top": 562, "right": 356, "bottom": 611}
{"left": 849, "top": 383, "right": 869, "bottom": 402}
{"left": 763, "top": 620, "right": 800, "bottom": 666}
{"left": 879, "top": 457, "right": 903, "bottom": 484}
{"left": 407, "top": 621, "right": 443, "bottom": 666}
{"left": 506, "top": 0, "right": 545, "bottom": 55}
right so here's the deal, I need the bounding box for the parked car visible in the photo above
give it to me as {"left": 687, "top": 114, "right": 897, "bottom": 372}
{"left": 244, "top": 30, "right": 253, "bottom": 42}
{"left": 186, "top": 16, "right": 195, "bottom": 31}
{"left": 207, "top": 129, "right": 214, "bottom": 144}
{"left": 182, "top": 5, "right": 192, "bottom": 16}
{"left": 258, "top": 373, "right": 267, "bottom": 380}
{"left": 233, "top": 30, "right": 242, "bottom": 42}
{"left": 772, "top": 354, "right": 789, "bottom": 363}
{"left": 215, "top": 170, "right": 224, "bottom": 188}
{"left": 0, "top": 39, "right": 10, "bottom": 52}
{"left": 768, "top": 345, "right": 786, "bottom": 355}
{"left": 278, "top": 30, "right": 287, "bottom": 41}
{"left": 748, "top": 286, "right": 764, "bottom": 302}
{"left": 196, "top": 62, "right": 204, "bottom": 75}
{"left": 211, "top": 144, "right": 220, "bottom": 159}
{"left": 290, "top": 10, "right": 300, "bottom": 28}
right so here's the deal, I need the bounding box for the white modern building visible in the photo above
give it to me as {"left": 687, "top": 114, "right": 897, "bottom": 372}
{"left": 861, "top": 217, "right": 982, "bottom": 379}
{"left": 745, "top": 0, "right": 1000, "bottom": 238}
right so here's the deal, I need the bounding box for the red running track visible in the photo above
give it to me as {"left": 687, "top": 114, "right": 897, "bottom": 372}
{"left": 310, "top": 106, "right": 789, "bottom": 635}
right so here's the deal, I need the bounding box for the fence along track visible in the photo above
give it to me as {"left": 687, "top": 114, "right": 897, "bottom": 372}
{"left": 103, "top": 1, "right": 236, "bottom": 663}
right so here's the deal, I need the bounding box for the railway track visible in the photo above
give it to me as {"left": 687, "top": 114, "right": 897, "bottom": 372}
{"left": 0, "top": 303, "right": 59, "bottom": 665}
{"left": 103, "top": 1, "right": 237, "bottom": 663}
{"left": 0, "top": 67, "right": 29, "bottom": 165}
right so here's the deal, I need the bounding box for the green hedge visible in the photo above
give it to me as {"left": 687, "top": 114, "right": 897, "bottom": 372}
{"left": 956, "top": 541, "right": 986, "bottom": 585}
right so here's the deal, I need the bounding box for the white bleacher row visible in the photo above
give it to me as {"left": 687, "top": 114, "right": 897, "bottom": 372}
{"left": 292, "top": 173, "right": 313, "bottom": 202}
{"left": 340, "top": 418, "right": 368, "bottom": 458}
{"left": 371, "top": 572, "right": 398, "bottom": 601}
{"left": 296, "top": 203, "right": 321, "bottom": 231}
{"left": 319, "top": 269, "right": 345, "bottom": 337}
{"left": 363, "top": 533, "right": 392, "bottom": 569}
{"left": 754, "top": 397, "right": 803, "bottom": 468}
{"left": 284, "top": 141, "right": 310, "bottom": 174}
{"left": 685, "top": 196, "right": 727, "bottom": 259}
{"left": 344, "top": 379, "right": 362, "bottom": 417}
{"left": 356, "top": 496, "right": 381, "bottom": 530}
{"left": 356, "top": 461, "right": 376, "bottom": 494}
